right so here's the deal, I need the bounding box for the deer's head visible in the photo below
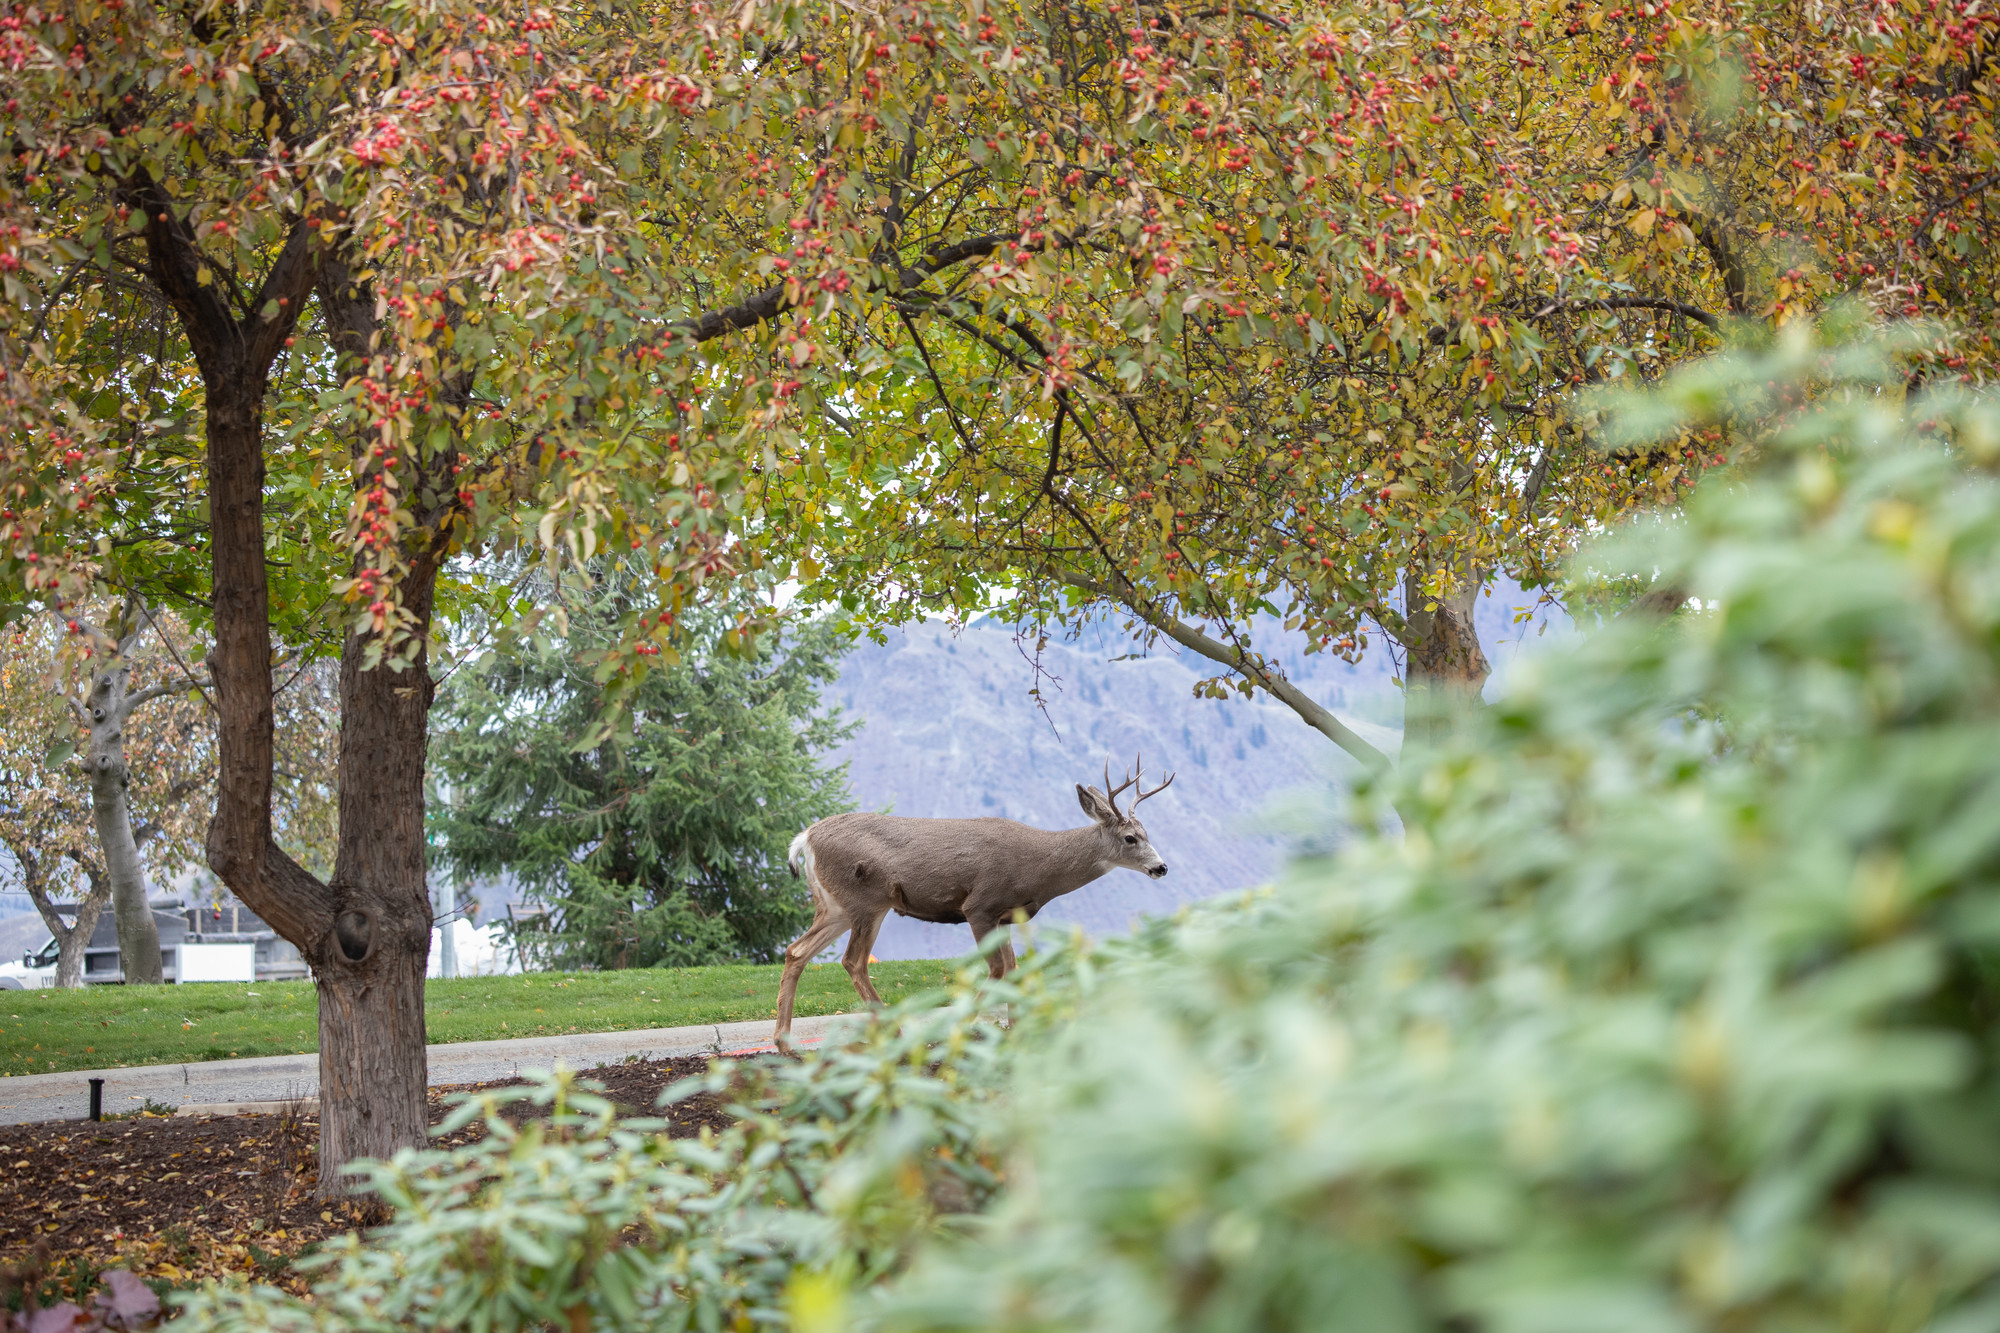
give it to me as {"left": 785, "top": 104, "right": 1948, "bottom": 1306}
{"left": 1077, "top": 756, "right": 1174, "bottom": 879}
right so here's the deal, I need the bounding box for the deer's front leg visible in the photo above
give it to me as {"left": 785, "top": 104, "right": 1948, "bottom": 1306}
{"left": 966, "top": 912, "right": 1012, "bottom": 979}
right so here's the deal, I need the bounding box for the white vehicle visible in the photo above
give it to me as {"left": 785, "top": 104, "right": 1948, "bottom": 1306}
{"left": 0, "top": 916, "right": 57, "bottom": 988}
{"left": 428, "top": 919, "right": 521, "bottom": 977}
{"left": 0, "top": 958, "right": 55, "bottom": 988}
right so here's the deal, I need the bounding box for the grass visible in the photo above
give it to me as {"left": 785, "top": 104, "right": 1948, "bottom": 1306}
{"left": 0, "top": 959, "right": 963, "bottom": 1077}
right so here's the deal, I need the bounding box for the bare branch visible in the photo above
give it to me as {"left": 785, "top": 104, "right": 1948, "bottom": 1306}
{"left": 1069, "top": 577, "right": 1393, "bottom": 774}
{"left": 126, "top": 675, "right": 212, "bottom": 710}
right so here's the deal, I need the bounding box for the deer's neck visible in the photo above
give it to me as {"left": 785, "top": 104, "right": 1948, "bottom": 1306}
{"left": 1036, "top": 824, "right": 1115, "bottom": 898}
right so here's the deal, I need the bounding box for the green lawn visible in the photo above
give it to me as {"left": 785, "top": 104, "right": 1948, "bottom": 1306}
{"left": 0, "top": 960, "right": 963, "bottom": 1077}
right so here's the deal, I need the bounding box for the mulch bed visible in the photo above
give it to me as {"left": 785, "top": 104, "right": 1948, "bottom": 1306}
{"left": 0, "top": 1056, "right": 735, "bottom": 1302}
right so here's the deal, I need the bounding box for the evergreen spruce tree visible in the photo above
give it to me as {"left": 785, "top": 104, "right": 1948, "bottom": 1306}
{"left": 429, "top": 594, "right": 854, "bottom": 971}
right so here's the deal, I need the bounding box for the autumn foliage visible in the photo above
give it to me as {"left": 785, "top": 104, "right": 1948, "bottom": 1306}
{"left": 0, "top": 0, "right": 1995, "bottom": 1175}
{"left": 3, "top": 0, "right": 1997, "bottom": 741}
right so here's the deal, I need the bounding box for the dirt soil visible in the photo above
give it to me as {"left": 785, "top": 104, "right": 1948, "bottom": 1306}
{"left": 0, "top": 1056, "right": 733, "bottom": 1298}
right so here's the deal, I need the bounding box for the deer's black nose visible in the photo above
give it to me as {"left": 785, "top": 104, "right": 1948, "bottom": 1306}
{"left": 1149, "top": 864, "right": 1169, "bottom": 878}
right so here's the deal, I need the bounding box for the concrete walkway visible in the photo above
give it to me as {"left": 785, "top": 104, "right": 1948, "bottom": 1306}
{"left": 0, "top": 1013, "right": 861, "bottom": 1126}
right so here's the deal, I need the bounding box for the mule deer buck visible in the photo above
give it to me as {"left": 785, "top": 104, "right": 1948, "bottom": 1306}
{"left": 773, "top": 758, "right": 1175, "bottom": 1050}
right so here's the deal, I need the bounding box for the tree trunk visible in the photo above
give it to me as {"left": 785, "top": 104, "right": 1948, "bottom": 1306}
{"left": 1399, "top": 568, "right": 1491, "bottom": 751}
{"left": 315, "top": 577, "right": 439, "bottom": 1187}
{"left": 140, "top": 191, "right": 436, "bottom": 1194}
{"left": 9, "top": 844, "right": 110, "bottom": 989}
{"left": 55, "top": 862, "right": 110, "bottom": 988}
{"left": 202, "top": 374, "right": 438, "bottom": 1198}
{"left": 52, "top": 921, "right": 90, "bottom": 988}
{"left": 84, "top": 663, "right": 163, "bottom": 985}
{"left": 303, "top": 254, "right": 444, "bottom": 1189}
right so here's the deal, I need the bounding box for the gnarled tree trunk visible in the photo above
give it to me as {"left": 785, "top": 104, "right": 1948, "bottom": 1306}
{"left": 82, "top": 653, "right": 163, "bottom": 985}
{"left": 1398, "top": 567, "right": 1491, "bottom": 751}
{"left": 314, "top": 569, "right": 440, "bottom": 1177}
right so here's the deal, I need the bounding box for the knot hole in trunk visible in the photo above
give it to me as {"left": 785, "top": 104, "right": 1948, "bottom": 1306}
{"left": 334, "top": 910, "right": 373, "bottom": 963}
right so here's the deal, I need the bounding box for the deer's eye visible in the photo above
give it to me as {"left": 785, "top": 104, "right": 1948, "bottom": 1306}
{"left": 1124, "top": 834, "right": 1137, "bottom": 844}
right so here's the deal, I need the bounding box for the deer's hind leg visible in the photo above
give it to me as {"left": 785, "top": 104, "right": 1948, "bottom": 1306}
{"left": 776, "top": 902, "right": 850, "bottom": 1053}
{"left": 841, "top": 907, "right": 890, "bottom": 1006}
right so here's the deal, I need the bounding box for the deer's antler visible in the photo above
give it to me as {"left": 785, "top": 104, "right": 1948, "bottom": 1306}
{"left": 1133, "top": 761, "right": 1175, "bottom": 808}
{"left": 1103, "top": 756, "right": 1140, "bottom": 816}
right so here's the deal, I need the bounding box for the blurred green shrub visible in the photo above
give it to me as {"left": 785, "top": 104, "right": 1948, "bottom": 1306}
{"left": 169, "top": 971, "right": 1033, "bottom": 1333}
{"left": 177, "top": 336, "right": 2000, "bottom": 1332}
{"left": 873, "top": 335, "right": 2000, "bottom": 1332}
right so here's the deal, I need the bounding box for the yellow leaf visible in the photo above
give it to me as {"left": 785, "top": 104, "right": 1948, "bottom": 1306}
{"left": 1630, "top": 209, "right": 1656, "bottom": 237}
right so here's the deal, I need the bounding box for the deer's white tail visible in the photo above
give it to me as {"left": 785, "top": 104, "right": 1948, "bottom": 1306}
{"left": 788, "top": 827, "right": 818, "bottom": 889}
{"left": 789, "top": 826, "right": 841, "bottom": 923}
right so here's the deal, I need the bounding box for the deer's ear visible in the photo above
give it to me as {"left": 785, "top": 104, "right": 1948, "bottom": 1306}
{"left": 1077, "top": 784, "right": 1110, "bottom": 821}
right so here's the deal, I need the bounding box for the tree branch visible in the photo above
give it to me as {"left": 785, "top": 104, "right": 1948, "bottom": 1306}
{"left": 1524, "top": 295, "right": 1721, "bottom": 332}
{"left": 113, "top": 591, "right": 147, "bottom": 658}
{"left": 124, "top": 170, "right": 319, "bottom": 382}
{"left": 1068, "top": 576, "right": 1393, "bottom": 773}
{"left": 123, "top": 169, "right": 243, "bottom": 378}
{"left": 1625, "top": 581, "right": 1689, "bottom": 617}
{"left": 4, "top": 834, "right": 109, "bottom": 954}
{"left": 127, "top": 675, "right": 212, "bottom": 710}
{"left": 245, "top": 217, "right": 323, "bottom": 370}
{"left": 1689, "top": 215, "right": 1751, "bottom": 317}
{"left": 131, "top": 598, "right": 218, "bottom": 715}
{"left": 678, "top": 232, "right": 1018, "bottom": 343}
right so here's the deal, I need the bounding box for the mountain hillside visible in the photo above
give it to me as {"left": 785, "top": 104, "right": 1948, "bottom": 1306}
{"left": 826, "top": 586, "right": 1561, "bottom": 959}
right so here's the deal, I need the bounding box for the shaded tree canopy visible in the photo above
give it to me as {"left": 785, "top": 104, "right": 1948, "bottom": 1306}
{"left": 428, "top": 588, "right": 855, "bottom": 970}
